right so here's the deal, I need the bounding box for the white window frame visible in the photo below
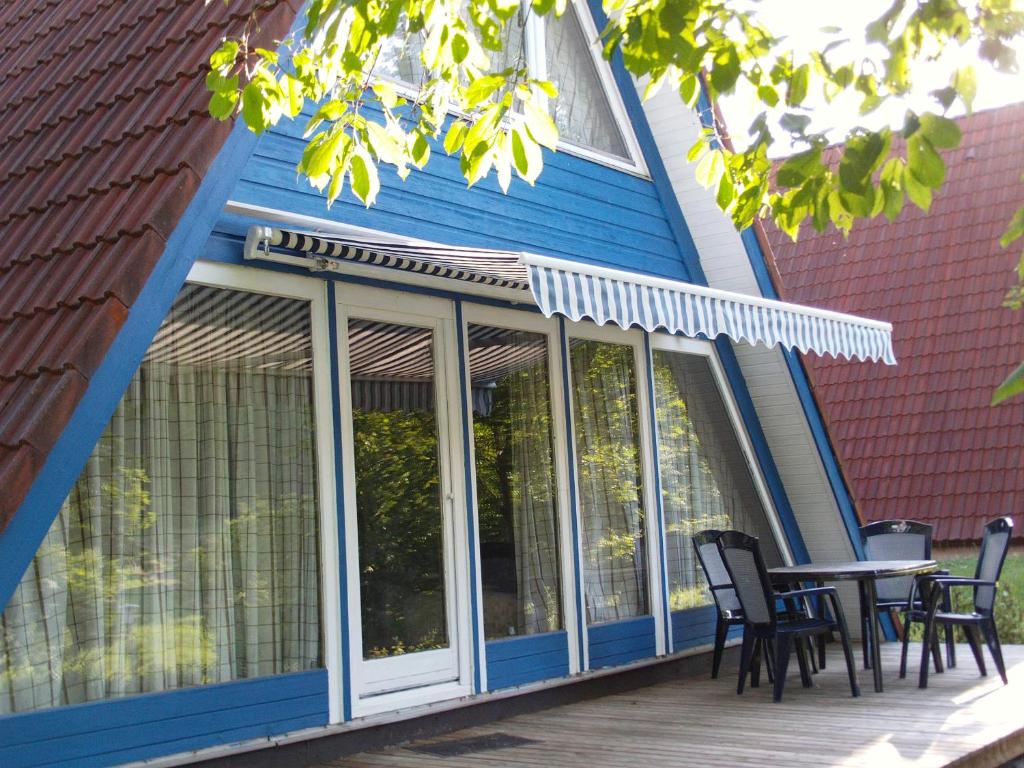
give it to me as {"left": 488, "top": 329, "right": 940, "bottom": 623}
{"left": 647, "top": 331, "right": 797, "bottom": 574}
{"left": 186, "top": 260, "right": 344, "bottom": 724}
{"left": 334, "top": 284, "right": 476, "bottom": 718}
{"left": 376, "top": 0, "right": 649, "bottom": 176}
{"left": 563, "top": 320, "right": 666, "bottom": 664}
{"left": 460, "top": 305, "right": 581, "bottom": 680}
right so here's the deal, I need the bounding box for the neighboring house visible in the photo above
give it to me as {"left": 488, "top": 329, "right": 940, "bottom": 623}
{"left": 0, "top": 2, "right": 894, "bottom": 766}
{"left": 767, "top": 103, "right": 1024, "bottom": 547}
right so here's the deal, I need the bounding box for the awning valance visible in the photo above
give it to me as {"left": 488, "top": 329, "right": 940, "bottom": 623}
{"left": 244, "top": 225, "right": 895, "bottom": 365}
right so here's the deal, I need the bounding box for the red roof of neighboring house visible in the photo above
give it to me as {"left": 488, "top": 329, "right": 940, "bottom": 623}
{"left": 0, "top": 1, "right": 298, "bottom": 532}
{"left": 768, "top": 103, "right": 1024, "bottom": 544}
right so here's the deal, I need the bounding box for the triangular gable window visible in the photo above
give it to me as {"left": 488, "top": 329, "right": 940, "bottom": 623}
{"left": 545, "top": 4, "right": 629, "bottom": 159}
{"left": 377, "top": 1, "right": 644, "bottom": 171}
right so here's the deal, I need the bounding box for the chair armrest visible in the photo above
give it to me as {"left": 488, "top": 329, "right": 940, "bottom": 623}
{"left": 922, "top": 577, "right": 996, "bottom": 588}
{"left": 776, "top": 586, "right": 837, "bottom": 600}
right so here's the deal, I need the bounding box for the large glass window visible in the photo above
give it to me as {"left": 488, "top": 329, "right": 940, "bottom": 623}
{"left": 570, "top": 339, "right": 648, "bottom": 624}
{"left": 0, "top": 284, "right": 324, "bottom": 715}
{"left": 652, "top": 351, "right": 782, "bottom": 612}
{"left": 348, "top": 320, "right": 450, "bottom": 659}
{"left": 468, "top": 325, "right": 561, "bottom": 639}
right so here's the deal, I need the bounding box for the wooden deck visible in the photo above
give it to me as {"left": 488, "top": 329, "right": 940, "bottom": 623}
{"left": 320, "top": 644, "right": 1024, "bottom": 768}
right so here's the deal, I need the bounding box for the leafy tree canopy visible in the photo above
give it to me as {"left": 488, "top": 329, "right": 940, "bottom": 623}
{"left": 206, "top": 0, "right": 1024, "bottom": 399}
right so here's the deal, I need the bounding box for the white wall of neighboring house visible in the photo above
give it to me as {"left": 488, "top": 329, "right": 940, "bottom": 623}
{"left": 641, "top": 87, "right": 863, "bottom": 628}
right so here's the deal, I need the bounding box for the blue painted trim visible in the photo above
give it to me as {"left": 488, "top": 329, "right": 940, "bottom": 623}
{"left": 737, "top": 229, "right": 865, "bottom": 560}
{"left": 326, "top": 282, "right": 353, "bottom": 721}
{"left": 0, "top": 119, "right": 264, "bottom": 610}
{"left": 454, "top": 300, "right": 483, "bottom": 694}
{"left": 0, "top": 670, "right": 328, "bottom": 768}
{"left": 558, "top": 317, "right": 587, "bottom": 669}
{"left": 642, "top": 334, "right": 672, "bottom": 651}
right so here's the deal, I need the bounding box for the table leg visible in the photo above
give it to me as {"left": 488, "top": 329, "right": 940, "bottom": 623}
{"left": 866, "top": 578, "right": 884, "bottom": 693}
{"left": 858, "top": 579, "right": 872, "bottom": 670}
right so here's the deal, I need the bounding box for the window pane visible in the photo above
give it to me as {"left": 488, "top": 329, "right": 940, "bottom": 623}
{"left": 377, "top": 9, "right": 527, "bottom": 87}
{"left": 0, "top": 285, "right": 323, "bottom": 715}
{"left": 545, "top": 6, "right": 629, "bottom": 158}
{"left": 468, "top": 325, "right": 561, "bottom": 640}
{"left": 570, "top": 339, "right": 648, "bottom": 623}
{"left": 348, "top": 320, "right": 449, "bottom": 659}
{"left": 652, "top": 351, "right": 782, "bottom": 612}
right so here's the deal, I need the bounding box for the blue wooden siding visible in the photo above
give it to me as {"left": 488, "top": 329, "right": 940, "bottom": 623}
{"left": 231, "top": 109, "right": 694, "bottom": 283}
{"left": 0, "top": 670, "right": 328, "bottom": 768}
{"left": 486, "top": 631, "right": 571, "bottom": 691}
{"left": 587, "top": 616, "right": 657, "bottom": 669}
{"left": 671, "top": 605, "right": 740, "bottom": 654}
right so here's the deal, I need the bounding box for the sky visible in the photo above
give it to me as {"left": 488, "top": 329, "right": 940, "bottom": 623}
{"left": 716, "top": 0, "right": 1024, "bottom": 154}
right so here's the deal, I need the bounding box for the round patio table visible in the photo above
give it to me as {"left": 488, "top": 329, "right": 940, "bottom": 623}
{"left": 768, "top": 560, "right": 938, "bottom": 693}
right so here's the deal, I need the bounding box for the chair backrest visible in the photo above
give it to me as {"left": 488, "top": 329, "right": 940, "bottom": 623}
{"left": 716, "top": 531, "right": 775, "bottom": 629}
{"left": 973, "top": 517, "right": 1014, "bottom": 613}
{"left": 692, "top": 530, "right": 742, "bottom": 617}
{"left": 860, "top": 520, "right": 932, "bottom": 603}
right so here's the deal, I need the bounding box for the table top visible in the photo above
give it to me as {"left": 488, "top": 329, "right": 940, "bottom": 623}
{"left": 768, "top": 559, "right": 938, "bottom": 581}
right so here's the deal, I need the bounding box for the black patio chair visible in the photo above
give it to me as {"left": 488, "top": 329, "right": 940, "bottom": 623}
{"left": 717, "top": 531, "right": 860, "bottom": 702}
{"left": 901, "top": 517, "right": 1014, "bottom": 688}
{"left": 692, "top": 530, "right": 745, "bottom": 679}
{"left": 860, "top": 520, "right": 954, "bottom": 667}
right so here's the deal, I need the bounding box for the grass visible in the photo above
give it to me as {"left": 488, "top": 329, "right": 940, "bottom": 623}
{"left": 908, "top": 551, "right": 1024, "bottom": 644}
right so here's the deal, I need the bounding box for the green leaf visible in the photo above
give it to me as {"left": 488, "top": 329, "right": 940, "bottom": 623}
{"left": 209, "top": 90, "right": 238, "bottom": 120}
{"left": 716, "top": 171, "right": 734, "bottom": 209}
{"left": 952, "top": 66, "right": 977, "bottom": 111}
{"left": 349, "top": 147, "right": 380, "bottom": 207}
{"left": 281, "top": 74, "right": 305, "bottom": 119}
{"left": 786, "top": 64, "right": 809, "bottom": 107}
{"left": 694, "top": 148, "right": 725, "bottom": 190}
{"left": 919, "top": 114, "right": 961, "bottom": 149}
{"left": 992, "top": 362, "right": 1024, "bottom": 405}
{"left": 779, "top": 113, "right": 812, "bottom": 135}
{"left": 465, "top": 74, "right": 506, "bottom": 107}
{"left": 241, "top": 82, "right": 271, "bottom": 133}
{"left": 757, "top": 84, "right": 779, "bottom": 107}
{"left": 678, "top": 73, "right": 699, "bottom": 108}
{"left": 444, "top": 121, "right": 469, "bottom": 155}
{"left": 452, "top": 32, "right": 470, "bottom": 64}
{"left": 523, "top": 100, "right": 559, "bottom": 150}
{"left": 303, "top": 129, "right": 346, "bottom": 179}
{"left": 776, "top": 147, "right": 823, "bottom": 188}
{"left": 904, "top": 168, "right": 932, "bottom": 211}
{"left": 1000, "top": 206, "right": 1024, "bottom": 248}
{"left": 410, "top": 132, "right": 431, "bottom": 168}
{"left": 209, "top": 40, "right": 240, "bottom": 72}
{"left": 511, "top": 125, "right": 542, "bottom": 184}
{"left": 907, "top": 133, "right": 945, "bottom": 188}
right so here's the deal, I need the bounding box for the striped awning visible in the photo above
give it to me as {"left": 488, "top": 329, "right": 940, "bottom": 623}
{"left": 244, "top": 226, "right": 895, "bottom": 364}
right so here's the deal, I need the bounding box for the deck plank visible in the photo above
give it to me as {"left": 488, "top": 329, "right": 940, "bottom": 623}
{"left": 320, "top": 644, "right": 1024, "bottom": 768}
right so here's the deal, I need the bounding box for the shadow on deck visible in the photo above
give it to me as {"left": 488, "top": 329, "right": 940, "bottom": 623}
{"left": 321, "top": 644, "right": 1024, "bottom": 768}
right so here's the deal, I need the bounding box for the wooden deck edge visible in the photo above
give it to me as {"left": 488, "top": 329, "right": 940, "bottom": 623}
{"left": 946, "top": 724, "right": 1024, "bottom": 768}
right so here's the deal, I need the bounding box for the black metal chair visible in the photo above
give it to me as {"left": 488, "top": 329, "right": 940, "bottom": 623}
{"left": 717, "top": 531, "right": 860, "bottom": 702}
{"left": 901, "top": 517, "right": 1014, "bottom": 688}
{"left": 860, "top": 520, "right": 954, "bottom": 667}
{"left": 692, "top": 530, "right": 745, "bottom": 679}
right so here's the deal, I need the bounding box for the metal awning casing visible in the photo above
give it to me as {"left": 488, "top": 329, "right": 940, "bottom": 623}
{"left": 244, "top": 225, "right": 896, "bottom": 365}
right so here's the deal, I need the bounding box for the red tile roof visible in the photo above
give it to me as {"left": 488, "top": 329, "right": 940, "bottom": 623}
{"left": 768, "top": 103, "right": 1024, "bottom": 544}
{"left": 0, "top": 1, "right": 299, "bottom": 532}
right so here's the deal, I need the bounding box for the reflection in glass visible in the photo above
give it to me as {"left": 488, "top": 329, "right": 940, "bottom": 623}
{"left": 0, "top": 285, "right": 323, "bottom": 715}
{"left": 652, "top": 351, "right": 782, "bottom": 612}
{"left": 468, "top": 325, "right": 561, "bottom": 639}
{"left": 348, "top": 320, "right": 449, "bottom": 659}
{"left": 545, "top": 5, "right": 629, "bottom": 158}
{"left": 570, "top": 340, "right": 648, "bottom": 623}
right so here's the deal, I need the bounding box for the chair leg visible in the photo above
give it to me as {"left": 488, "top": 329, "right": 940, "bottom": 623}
{"left": 981, "top": 619, "right": 1007, "bottom": 685}
{"left": 899, "top": 615, "right": 911, "bottom": 679}
{"left": 808, "top": 638, "right": 819, "bottom": 673}
{"left": 773, "top": 635, "right": 792, "bottom": 703}
{"left": 751, "top": 638, "right": 763, "bottom": 688}
{"left": 930, "top": 625, "right": 945, "bottom": 675}
{"left": 919, "top": 615, "right": 935, "bottom": 689}
{"left": 827, "top": 596, "right": 860, "bottom": 698}
{"left": 816, "top": 635, "right": 826, "bottom": 671}
{"left": 737, "top": 627, "right": 754, "bottom": 695}
{"left": 964, "top": 625, "right": 987, "bottom": 677}
{"left": 858, "top": 581, "right": 871, "bottom": 670}
{"left": 941, "top": 589, "right": 956, "bottom": 669}
{"left": 794, "top": 636, "right": 813, "bottom": 688}
{"left": 764, "top": 639, "right": 775, "bottom": 684}
{"left": 711, "top": 616, "right": 728, "bottom": 679}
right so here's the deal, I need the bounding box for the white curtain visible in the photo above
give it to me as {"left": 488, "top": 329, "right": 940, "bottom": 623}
{"left": 545, "top": 5, "right": 628, "bottom": 157}
{"left": 570, "top": 340, "right": 648, "bottom": 624}
{"left": 0, "top": 286, "right": 323, "bottom": 714}
{"left": 653, "top": 351, "right": 781, "bottom": 612}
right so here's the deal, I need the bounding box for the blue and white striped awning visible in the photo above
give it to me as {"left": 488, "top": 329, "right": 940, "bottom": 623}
{"left": 244, "top": 226, "right": 895, "bottom": 364}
